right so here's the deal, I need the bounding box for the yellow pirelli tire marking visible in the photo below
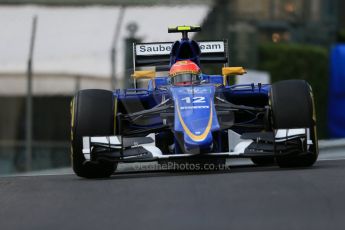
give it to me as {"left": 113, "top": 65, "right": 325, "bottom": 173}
{"left": 114, "top": 97, "right": 118, "bottom": 135}
{"left": 70, "top": 98, "right": 75, "bottom": 141}
{"left": 70, "top": 98, "right": 75, "bottom": 164}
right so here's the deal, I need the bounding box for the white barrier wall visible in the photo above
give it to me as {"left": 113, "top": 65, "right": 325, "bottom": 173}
{"left": 0, "top": 5, "right": 209, "bottom": 94}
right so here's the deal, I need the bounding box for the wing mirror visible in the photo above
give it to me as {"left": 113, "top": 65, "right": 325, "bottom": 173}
{"left": 222, "top": 67, "right": 246, "bottom": 76}
{"left": 222, "top": 67, "right": 246, "bottom": 85}
{"left": 131, "top": 70, "right": 156, "bottom": 79}
{"left": 131, "top": 70, "right": 156, "bottom": 88}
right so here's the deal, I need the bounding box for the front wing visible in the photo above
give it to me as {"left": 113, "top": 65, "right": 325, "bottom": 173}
{"left": 82, "top": 128, "right": 313, "bottom": 163}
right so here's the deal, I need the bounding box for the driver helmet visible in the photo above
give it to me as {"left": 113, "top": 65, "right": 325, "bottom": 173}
{"left": 169, "top": 60, "right": 201, "bottom": 86}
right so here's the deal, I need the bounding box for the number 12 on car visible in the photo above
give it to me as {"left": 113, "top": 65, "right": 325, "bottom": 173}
{"left": 181, "top": 96, "right": 206, "bottom": 104}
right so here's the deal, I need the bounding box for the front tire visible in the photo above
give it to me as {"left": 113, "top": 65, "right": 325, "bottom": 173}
{"left": 71, "top": 89, "right": 117, "bottom": 178}
{"left": 270, "top": 80, "right": 318, "bottom": 167}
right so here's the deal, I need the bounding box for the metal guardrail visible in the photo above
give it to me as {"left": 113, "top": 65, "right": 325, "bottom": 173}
{"left": 318, "top": 139, "right": 345, "bottom": 149}
{"left": 317, "top": 139, "right": 345, "bottom": 160}
{"left": 0, "top": 140, "right": 69, "bottom": 148}
{"left": 0, "top": 141, "right": 70, "bottom": 174}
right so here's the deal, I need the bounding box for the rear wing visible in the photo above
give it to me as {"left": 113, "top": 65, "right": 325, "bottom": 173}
{"left": 133, "top": 40, "right": 229, "bottom": 71}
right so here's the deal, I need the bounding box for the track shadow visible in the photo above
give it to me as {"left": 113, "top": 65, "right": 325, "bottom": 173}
{"left": 84, "top": 162, "right": 323, "bottom": 181}
{"left": 71, "top": 157, "right": 343, "bottom": 181}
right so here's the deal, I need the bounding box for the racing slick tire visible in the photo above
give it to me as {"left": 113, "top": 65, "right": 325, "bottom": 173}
{"left": 270, "top": 80, "right": 318, "bottom": 168}
{"left": 71, "top": 89, "right": 118, "bottom": 178}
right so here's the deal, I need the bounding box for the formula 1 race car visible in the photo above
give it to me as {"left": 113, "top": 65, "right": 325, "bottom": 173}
{"left": 71, "top": 26, "right": 318, "bottom": 178}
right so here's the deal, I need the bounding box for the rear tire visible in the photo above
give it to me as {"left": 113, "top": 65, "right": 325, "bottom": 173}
{"left": 270, "top": 80, "right": 318, "bottom": 167}
{"left": 71, "top": 89, "right": 117, "bottom": 178}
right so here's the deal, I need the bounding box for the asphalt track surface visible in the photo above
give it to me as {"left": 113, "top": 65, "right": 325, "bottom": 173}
{"left": 1, "top": 152, "right": 345, "bottom": 230}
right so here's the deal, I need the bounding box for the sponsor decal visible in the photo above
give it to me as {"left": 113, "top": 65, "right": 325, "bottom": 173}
{"left": 136, "top": 41, "right": 225, "bottom": 56}
{"left": 198, "top": 42, "right": 224, "bottom": 53}
{"left": 137, "top": 43, "right": 172, "bottom": 55}
{"left": 175, "top": 87, "right": 211, "bottom": 94}
{"left": 180, "top": 105, "right": 210, "bottom": 110}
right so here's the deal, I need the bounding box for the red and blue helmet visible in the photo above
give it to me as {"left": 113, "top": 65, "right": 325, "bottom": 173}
{"left": 169, "top": 60, "right": 201, "bottom": 86}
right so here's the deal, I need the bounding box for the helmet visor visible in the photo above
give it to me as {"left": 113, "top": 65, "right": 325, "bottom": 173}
{"left": 172, "top": 73, "right": 200, "bottom": 86}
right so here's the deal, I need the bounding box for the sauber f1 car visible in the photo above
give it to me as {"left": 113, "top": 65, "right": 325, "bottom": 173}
{"left": 71, "top": 26, "right": 318, "bottom": 178}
